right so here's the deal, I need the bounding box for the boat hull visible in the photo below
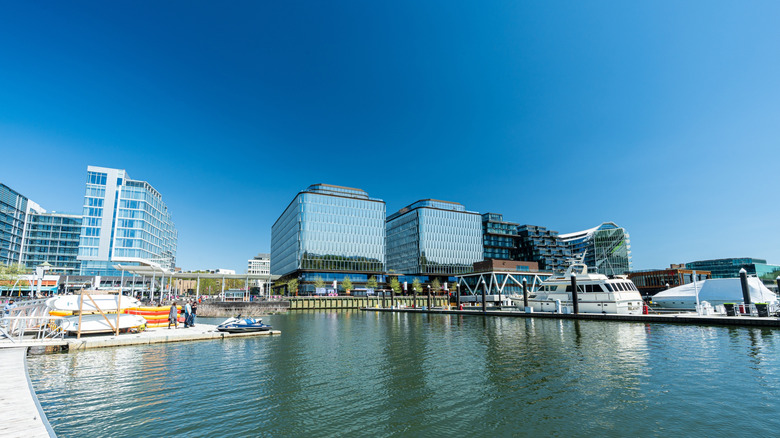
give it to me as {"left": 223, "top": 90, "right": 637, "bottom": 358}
{"left": 57, "top": 314, "right": 147, "bottom": 334}
{"left": 46, "top": 294, "right": 142, "bottom": 312}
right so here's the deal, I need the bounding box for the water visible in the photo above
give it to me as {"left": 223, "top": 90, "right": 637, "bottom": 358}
{"left": 28, "top": 312, "right": 780, "bottom": 437}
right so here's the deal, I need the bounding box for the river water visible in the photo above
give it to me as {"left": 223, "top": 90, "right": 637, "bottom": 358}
{"left": 28, "top": 311, "right": 780, "bottom": 437}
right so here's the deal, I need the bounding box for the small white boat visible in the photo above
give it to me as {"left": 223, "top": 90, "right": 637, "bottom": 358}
{"left": 46, "top": 293, "right": 141, "bottom": 312}
{"left": 56, "top": 314, "right": 147, "bottom": 334}
{"left": 509, "top": 262, "right": 645, "bottom": 314}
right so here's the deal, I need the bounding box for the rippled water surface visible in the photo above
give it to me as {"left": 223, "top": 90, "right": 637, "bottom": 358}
{"left": 28, "top": 312, "right": 780, "bottom": 437}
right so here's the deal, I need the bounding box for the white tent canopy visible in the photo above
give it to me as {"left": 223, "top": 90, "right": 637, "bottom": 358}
{"left": 652, "top": 277, "right": 777, "bottom": 309}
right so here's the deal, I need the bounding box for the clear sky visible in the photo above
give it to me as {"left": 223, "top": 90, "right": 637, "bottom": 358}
{"left": 2, "top": 1, "right": 779, "bottom": 273}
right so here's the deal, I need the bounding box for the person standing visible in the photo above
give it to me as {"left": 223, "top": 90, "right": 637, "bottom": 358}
{"left": 3, "top": 299, "right": 17, "bottom": 316}
{"left": 190, "top": 299, "right": 197, "bottom": 327}
{"left": 168, "top": 302, "right": 179, "bottom": 329}
{"left": 183, "top": 300, "right": 192, "bottom": 328}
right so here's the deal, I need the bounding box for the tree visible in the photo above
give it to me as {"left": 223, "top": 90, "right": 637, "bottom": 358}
{"left": 412, "top": 278, "right": 422, "bottom": 294}
{"left": 366, "top": 276, "right": 378, "bottom": 290}
{"left": 389, "top": 277, "right": 401, "bottom": 295}
{"left": 0, "top": 263, "right": 28, "bottom": 296}
{"left": 431, "top": 278, "right": 441, "bottom": 295}
{"left": 342, "top": 276, "right": 353, "bottom": 294}
{"left": 287, "top": 279, "right": 299, "bottom": 296}
{"left": 450, "top": 281, "right": 458, "bottom": 295}
{"left": 314, "top": 276, "right": 325, "bottom": 289}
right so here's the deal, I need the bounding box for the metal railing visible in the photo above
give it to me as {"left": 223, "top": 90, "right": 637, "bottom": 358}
{"left": 0, "top": 315, "right": 65, "bottom": 343}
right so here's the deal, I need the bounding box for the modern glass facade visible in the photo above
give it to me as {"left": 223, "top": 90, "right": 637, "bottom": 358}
{"left": 684, "top": 258, "right": 780, "bottom": 281}
{"left": 271, "top": 184, "right": 386, "bottom": 278}
{"left": 386, "top": 199, "right": 482, "bottom": 276}
{"left": 22, "top": 212, "right": 82, "bottom": 274}
{"left": 516, "top": 224, "right": 572, "bottom": 273}
{"left": 482, "top": 213, "right": 520, "bottom": 260}
{"left": 0, "top": 183, "right": 28, "bottom": 266}
{"left": 560, "top": 222, "right": 631, "bottom": 276}
{"left": 78, "top": 166, "right": 177, "bottom": 276}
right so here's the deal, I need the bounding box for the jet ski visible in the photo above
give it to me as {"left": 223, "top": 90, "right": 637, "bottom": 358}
{"left": 216, "top": 315, "right": 272, "bottom": 333}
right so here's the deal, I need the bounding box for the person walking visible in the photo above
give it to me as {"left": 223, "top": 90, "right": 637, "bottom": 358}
{"left": 168, "top": 302, "right": 179, "bottom": 329}
{"left": 183, "top": 300, "right": 192, "bottom": 328}
{"left": 190, "top": 299, "right": 198, "bottom": 327}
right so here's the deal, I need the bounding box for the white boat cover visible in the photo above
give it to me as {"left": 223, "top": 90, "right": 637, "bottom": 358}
{"left": 45, "top": 294, "right": 142, "bottom": 312}
{"left": 652, "top": 277, "right": 777, "bottom": 307}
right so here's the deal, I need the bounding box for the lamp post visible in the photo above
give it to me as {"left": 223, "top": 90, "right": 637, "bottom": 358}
{"left": 36, "top": 261, "right": 52, "bottom": 298}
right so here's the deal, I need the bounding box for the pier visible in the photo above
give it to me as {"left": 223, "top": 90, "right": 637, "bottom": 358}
{"left": 363, "top": 306, "right": 780, "bottom": 328}
{"left": 0, "top": 347, "right": 55, "bottom": 438}
{"left": 0, "top": 324, "right": 280, "bottom": 352}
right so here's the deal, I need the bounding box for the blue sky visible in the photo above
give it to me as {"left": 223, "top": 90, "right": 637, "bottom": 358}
{"left": 1, "top": 1, "right": 778, "bottom": 272}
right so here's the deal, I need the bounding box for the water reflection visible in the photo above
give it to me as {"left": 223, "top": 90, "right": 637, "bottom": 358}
{"left": 27, "top": 313, "right": 780, "bottom": 437}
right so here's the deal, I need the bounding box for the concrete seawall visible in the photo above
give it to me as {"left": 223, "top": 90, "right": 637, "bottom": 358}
{"left": 196, "top": 301, "right": 290, "bottom": 317}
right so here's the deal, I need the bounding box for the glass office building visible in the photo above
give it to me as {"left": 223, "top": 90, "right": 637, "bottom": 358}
{"left": 482, "top": 213, "right": 520, "bottom": 260}
{"left": 271, "top": 184, "right": 386, "bottom": 290}
{"left": 516, "top": 224, "right": 572, "bottom": 273}
{"left": 386, "top": 199, "right": 482, "bottom": 276}
{"left": 684, "top": 258, "right": 780, "bottom": 282}
{"left": 0, "top": 183, "right": 28, "bottom": 266}
{"left": 560, "top": 222, "right": 631, "bottom": 276}
{"left": 22, "top": 211, "right": 82, "bottom": 274}
{"left": 77, "top": 166, "right": 177, "bottom": 276}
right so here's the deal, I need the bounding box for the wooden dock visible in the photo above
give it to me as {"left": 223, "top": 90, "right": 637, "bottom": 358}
{"left": 363, "top": 306, "right": 780, "bottom": 327}
{"left": 0, "top": 347, "right": 56, "bottom": 438}
{"left": 0, "top": 324, "right": 280, "bottom": 352}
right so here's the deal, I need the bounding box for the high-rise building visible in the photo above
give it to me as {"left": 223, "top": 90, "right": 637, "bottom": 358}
{"left": 516, "top": 225, "right": 572, "bottom": 273}
{"left": 22, "top": 210, "right": 82, "bottom": 274}
{"left": 481, "top": 213, "right": 520, "bottom": 260}
{"left": 560, "top": 222, "right": 631, "bottom": 276}
{"left": 271, "top": 184, "right": 386, "bottom": 293}
{"left": 386, "top": 199, "right": 482, "bottom": 276}
{"left": 77, "top": 166, "right": 177, "bottom": 276}
{"left": 248, "top": 253, "right": 271, "bottom": 276}
{"left": 0, "top": 183, "right": 29, "bottom": 266}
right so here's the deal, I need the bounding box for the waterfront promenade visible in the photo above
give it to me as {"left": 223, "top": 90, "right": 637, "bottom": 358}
{"left": 365, "top": 306, "right": 780, "bottom": 327}
{"left": 0, "top": 347, "right": 55, "bottom": 438}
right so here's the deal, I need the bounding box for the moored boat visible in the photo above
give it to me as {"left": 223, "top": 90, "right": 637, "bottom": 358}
{"left": 509, "top": 262, "right": 644, "bottom": 314}
{"left": 216, "top": 316, "right": 272, "bottom": 333}
{"left": 56, "top": 313, "right": 148, "bottom": 334}
{"left": 46, "top": 293, "right": 142, "bottom": 312}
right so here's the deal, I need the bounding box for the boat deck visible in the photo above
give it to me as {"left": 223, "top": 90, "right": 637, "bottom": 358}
{"left": 0, "top": 324, "right": 281, "bottom": 351}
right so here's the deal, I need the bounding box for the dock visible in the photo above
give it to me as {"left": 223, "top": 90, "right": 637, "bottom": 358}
{"left": 0, "top": 324, "right": 281, "bottom": 352}
{"left": 0, "top": 347, "right": 55, "bottom": 438}
{"left": 363, "top": 307, "right": 780, "bottom": 328}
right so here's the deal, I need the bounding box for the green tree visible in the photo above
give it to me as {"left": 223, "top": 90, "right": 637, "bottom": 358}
{"left": 450, "top": 281, "right": 458, "bottom": 294}
{"left": 389, "top": 277, "right": 401, "bottom": 295}
{"left": 431, "top": 278, "right": 441, "bottom": 294}
{"left": 314, "top": 276, "right": 325, "bottom": 290}
{"left": 412, "top": 278, "right": 422, "bottom": 294}
{"left": 0, "top": 263, "right": 28, "bottom": 296}
{"left": 342, "top": 276, "right": 353, "bottom": 294}
{"left": 366, "top": 275, "right": 378, "bottom": 290}
{"left": 287, "top": 278, "right": 299, "bottom": 296}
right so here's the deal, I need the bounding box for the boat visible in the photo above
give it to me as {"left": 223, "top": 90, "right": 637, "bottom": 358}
{"left": 56, "top": 313, "right": 148, "bottom": 334}
{"left": 651, "top": 277, "right": 778, "bottom": 310}
{"left": 46, "top": 293, "right": 142, "bottom": 312}
{"left": 216, "top": 315, "right": 272, "bottom": 333}
{"left": 509, "top": 262, "right": 644, "bottom": 314}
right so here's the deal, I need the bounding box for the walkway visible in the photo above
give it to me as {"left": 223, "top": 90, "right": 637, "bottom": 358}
{"left": 0, "top": 347, "right": 55, "bottom": 437}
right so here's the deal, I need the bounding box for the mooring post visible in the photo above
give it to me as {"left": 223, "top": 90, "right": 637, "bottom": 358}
{"left": 481, "top": 280, "right": 487, "bottom": 314}
{"left": 427, "top": 285, "right": 431, "bottom": 309}
{"left": 776, "top": 276, "right": 780, "bottom": 297}
{"left": 522, "top": 277, "right": 528, "bottom": 310}
{"left": 390, "top": 288, "right": 395, "bottom": 308}
{"left": 570, "top": 272, "right": 579, "bottom": 314}
{"left": 739, "top": 268, "right": 751, "bottom": 313}
{"left": 413, "top": 289, "right": 417, "bottom": 309}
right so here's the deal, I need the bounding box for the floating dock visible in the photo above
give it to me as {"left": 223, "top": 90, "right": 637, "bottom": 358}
{"left": 0, "top": 347, "right": 55, "bottom": 437}
{"left": 363, "top": 307, "right": 780, "bottom": 328}
{"left": 0, "top": 324, "right": 280, "bottom": 352}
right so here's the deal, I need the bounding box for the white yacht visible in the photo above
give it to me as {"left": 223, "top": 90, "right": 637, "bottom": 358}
{"left": 509, "top": 262, "right": 644, "bottom": 314}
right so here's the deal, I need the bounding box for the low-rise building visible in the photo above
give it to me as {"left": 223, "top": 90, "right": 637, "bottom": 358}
{"left": 628, "top": 268, "right": 711, "bottom": 297}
